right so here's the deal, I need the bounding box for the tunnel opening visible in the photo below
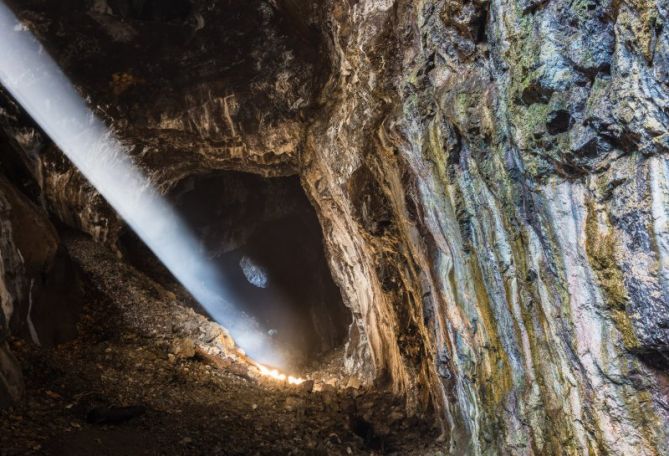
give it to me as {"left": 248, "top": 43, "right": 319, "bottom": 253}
{"left": 120, "top": 170, "right": 351, "bottom": 370}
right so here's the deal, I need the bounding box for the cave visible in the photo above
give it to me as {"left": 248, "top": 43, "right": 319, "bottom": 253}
{"left": 2, "top": 0, "right": 669, "bottom": 454}
{"left": 121, "top": 171, "right": 352, "bottom": 369}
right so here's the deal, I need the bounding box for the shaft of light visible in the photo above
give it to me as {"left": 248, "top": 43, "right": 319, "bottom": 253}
{"left": 0, "top": 2, "right": 282, "bottom": 367}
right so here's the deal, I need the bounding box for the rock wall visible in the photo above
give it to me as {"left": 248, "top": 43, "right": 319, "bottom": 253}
{"left": 306, "top": 0, "right": 669, "bottom": 453}
{"left": 1, "top": 0, "right": 669, "bottom": 453}
{"left": 0, "top": 171, "right": 62, "bottom": 408}
{"left": 304, "top": 0, "right": 669, "bottom": 453}
{"left": 0, "top": 178, "right": 27, "bottom": 409}
{"left": 0, "top": 144, "right": 85, "bottom": 408}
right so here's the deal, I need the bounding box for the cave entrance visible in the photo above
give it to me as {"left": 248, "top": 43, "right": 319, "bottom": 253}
{"left": 122, "top": 171, "right": 351, "bottom": 369}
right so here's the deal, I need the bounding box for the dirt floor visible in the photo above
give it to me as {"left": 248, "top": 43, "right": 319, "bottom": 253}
{"left": 0, "top": 234, "right": 443, "bottom": 455}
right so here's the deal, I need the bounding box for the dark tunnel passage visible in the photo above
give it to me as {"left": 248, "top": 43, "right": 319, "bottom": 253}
{"left": 121, "top": 171, "right": 352, "bottom": 369}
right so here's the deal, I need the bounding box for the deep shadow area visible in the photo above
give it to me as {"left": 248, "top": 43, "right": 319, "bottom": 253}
{"left": 121, "top": 171, "right": 351, "bottom": 368}
{"left": 0, "top": 135, "right": 85, "bottom": 349}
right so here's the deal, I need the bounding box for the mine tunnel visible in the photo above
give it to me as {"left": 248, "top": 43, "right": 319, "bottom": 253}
{"left": 5, "top": 0, "right": 669, "bottom": 453}
{"left": 121, "top": 171, "right": 352, "bottom": 369}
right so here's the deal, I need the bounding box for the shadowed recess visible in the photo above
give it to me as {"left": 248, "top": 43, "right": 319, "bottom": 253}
{"left": 122, "top": 171, "right": 352, "bottom": 369}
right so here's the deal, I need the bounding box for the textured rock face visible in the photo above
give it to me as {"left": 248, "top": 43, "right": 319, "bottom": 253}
{"left": 0, "top": 165, "right": 82, "bottom": 408}
{"left": 0, "top": 178, "right": 27, "bottom": 409}
{"left": 308, "top": 1, "right": 669, "bottom": 453}
{"left": 2, "top": 0, "right": 669, "bottom": 454}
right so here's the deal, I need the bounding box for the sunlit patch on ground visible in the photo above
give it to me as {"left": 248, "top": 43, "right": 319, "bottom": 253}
{"left": 254, "top": 363, "right": 305, "bottom": 386}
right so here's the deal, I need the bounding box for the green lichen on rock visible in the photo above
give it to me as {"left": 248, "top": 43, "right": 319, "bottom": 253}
{"left": 584, "top": 201, "right": 628, "bottom": 310}
{"left": 618, "top": 0, "right": 661, "bottom": 62}
{"left": 584, "top": 199, "right": 640, "bottom": 350}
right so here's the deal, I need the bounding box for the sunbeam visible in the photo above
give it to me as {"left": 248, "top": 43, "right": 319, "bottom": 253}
{"left": 0, "top": 1, "right": 283, "bottom": 367}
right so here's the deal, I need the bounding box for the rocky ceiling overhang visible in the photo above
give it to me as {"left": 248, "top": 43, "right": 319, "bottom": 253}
{"left": 1, "top": 0, "right": 669, "bottom": 454}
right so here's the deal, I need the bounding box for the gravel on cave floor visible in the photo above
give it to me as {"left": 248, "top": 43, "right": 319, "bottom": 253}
{"left": 0, "top": 234, "right": 443, "bottom": 455}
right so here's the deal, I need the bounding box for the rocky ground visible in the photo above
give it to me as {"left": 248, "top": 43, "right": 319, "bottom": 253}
{"left": 0, "top": 233, "right": 442, "bottom": 455}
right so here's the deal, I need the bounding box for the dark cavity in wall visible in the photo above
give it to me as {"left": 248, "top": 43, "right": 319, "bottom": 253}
{"left": 120, "top": 171, "right": 351, "bottom": 369}
{"left": 475, "top": 2, "right": 488, "bottom": 43}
